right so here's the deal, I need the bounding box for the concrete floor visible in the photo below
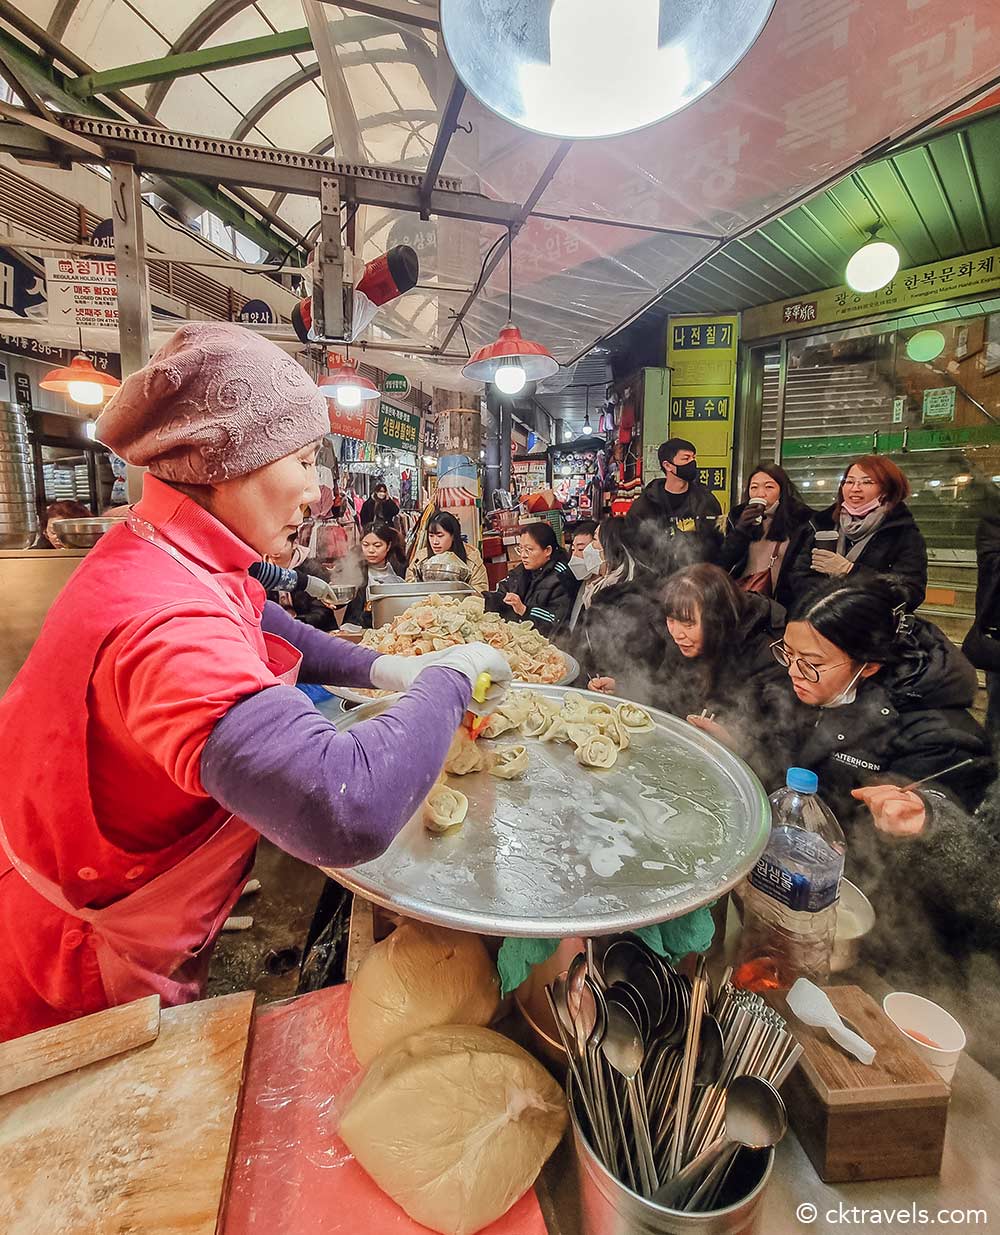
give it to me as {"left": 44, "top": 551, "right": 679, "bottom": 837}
{"left": 207, "top": 840, "right": 327, "bottom": 1006}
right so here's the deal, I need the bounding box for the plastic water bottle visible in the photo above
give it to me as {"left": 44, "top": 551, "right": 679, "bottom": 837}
{"left": 734, "top": 768, "right": 846, "bottom": 990}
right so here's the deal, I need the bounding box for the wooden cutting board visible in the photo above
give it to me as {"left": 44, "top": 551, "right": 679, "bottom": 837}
{"left": 0, "top": 991, "right": 255, "bottom": 1235}
{"left": 0, "top": 994, "right": 161, "bottom": 1098}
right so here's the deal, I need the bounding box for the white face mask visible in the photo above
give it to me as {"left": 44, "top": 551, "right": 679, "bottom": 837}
{"left": 569, "top": 542, "right": 602, "bottom": 580}
{"left": 819, "top": 662, "right": 869, "bottom": 709}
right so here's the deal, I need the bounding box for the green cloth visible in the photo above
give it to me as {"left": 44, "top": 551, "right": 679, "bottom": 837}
{"left": 496, "top": 905, "right": 716, "bottom": 996}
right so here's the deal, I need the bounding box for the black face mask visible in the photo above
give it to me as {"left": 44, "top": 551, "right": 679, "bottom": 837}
{"left": 673, "top": 460, "right": 699, "bottom": 483}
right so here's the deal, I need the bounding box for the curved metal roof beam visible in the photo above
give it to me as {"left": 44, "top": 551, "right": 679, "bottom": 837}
{"left": 48, "top": 0, "right": 81, "bottom": 40}
{"left": 147, "top": 7, "right": 435, "bottom": 115}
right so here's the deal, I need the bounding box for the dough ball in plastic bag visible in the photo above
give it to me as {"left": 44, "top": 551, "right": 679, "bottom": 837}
{"left": 340, "top": 1025, "right": 567, "bottom": 1235}
{"left": 348, "top": 922, "right": 500, "bottom": 1065}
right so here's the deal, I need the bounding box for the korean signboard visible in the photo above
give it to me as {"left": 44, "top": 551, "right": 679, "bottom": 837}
{"left": 0, "top": 247, "right": 46, "bottom": 318}
{"left": 743, "top": 246, "right": 1000, "bottom": 340}
{"left": 922, "top": 386, "right": 956, "bottom": 424}
{"left": 382, "top": 372, "right": 411, "bottom": 398}
{"left": 666, "top": 315, "right": 739, "bottom": 512}
{"left": 376, "top": 400, "right": 421, "bottom": 452}
{"left": 327, "top": 398, "right": 368, "bottom": 441}
{"left": 44, "top": 257, "right": 119, "bottom": 329}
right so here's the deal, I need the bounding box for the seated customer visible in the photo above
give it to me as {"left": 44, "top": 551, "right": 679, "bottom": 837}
{"left": 573, "top": 517, "right": 665, "bottom": 701}
{"left": 485, "top": 522, "right": 578, "bottom": 640}
{"left": 651, "top": 563, "right": 786, "bottom": 725}
{"left": 694, "top": 576, "right": 993, "bottom": 828}
{"left": 786, "top": 455, "right": 927, "bottom": 611}
{"left": 718, "top": 464, "right": 812, "bottom": 608}
{"left": 568, "top": 520, "right": 599, "bottom": 580}
{"left": 407, "top": 510, "right": 488, "bottom": 592}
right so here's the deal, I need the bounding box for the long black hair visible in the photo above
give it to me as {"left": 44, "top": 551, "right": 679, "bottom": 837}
{"left": 596, "top": 516, "right": 633, "bottom": 576}
{"left": 788, "top": 576, "right": 908, "bottom": 665}
{"left": 520, "top": 520, "right": 560, "bottom": 564}
{"left": 661, "top": 563, "right": 746, "bottom": 668}
{"left": 361, "top": 521, "right": 407, "bottom": 576}
{"left": 740, "top": 462, "right": 811, "bottom": 543}
{"left": 427, "top": 510, "right": 468, "bottom": 563}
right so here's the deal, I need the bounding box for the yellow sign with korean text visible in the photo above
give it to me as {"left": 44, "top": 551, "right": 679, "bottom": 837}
{"left": 742, "top": 246, "right": 1000, "bottom": 340}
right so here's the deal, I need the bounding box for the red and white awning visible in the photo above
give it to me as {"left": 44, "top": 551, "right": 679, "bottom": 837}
{"left": 436, "top": 485, "right": 479, "bottom": 508}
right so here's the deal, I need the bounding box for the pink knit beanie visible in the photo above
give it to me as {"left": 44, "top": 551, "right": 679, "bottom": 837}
{"left": 95, "top": 322, "right": 330, "bottom": 483}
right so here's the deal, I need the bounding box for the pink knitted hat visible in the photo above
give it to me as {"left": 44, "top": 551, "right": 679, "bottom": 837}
{"left": 95, "top": 322, "right": 330, "bottom": 483}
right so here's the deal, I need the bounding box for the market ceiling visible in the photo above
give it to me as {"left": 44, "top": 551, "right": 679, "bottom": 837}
{"left": 3, "top": 0, "right": 1000, "bottom": 392}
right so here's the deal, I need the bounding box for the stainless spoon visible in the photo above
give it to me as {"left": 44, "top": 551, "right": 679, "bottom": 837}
{"left": 602, "top": 999, "right": 659, "bottom": 1195}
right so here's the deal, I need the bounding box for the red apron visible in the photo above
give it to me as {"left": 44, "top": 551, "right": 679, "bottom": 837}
{"left": 0, "top": 513, "right": 301, "bottom": 1012}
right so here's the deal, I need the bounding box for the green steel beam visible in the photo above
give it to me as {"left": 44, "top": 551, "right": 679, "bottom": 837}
{"left": 67, "top": 27, "right": 313, "bottom": 97}
{"left": 0, "top": 28, "right": 302, "bottom": 260}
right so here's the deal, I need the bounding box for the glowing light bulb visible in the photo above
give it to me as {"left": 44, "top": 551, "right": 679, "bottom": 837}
{"left": 845, "top": 240, "right": 900, "bottom": 294}
{"left": 494, "top": 361, "right": 526, "bottom": 395}
{"left": 336, "top": 383, "right": 363, "bottom": 409}
{"left": 68, "top": 380, "right": 104, "bottom": 406}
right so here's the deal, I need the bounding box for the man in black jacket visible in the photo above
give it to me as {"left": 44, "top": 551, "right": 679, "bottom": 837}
{"left": 625, "top": 438, "right": 723, "bottom": 575}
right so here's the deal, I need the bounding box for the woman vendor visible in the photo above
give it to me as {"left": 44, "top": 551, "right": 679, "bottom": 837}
{"left": 0, "top": 324, "right": 510, "bottom": 1041}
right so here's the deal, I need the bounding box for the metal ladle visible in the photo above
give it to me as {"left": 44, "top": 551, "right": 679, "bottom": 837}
{"left": 652, "top": 1075, "right": 787, "bottom": 1210}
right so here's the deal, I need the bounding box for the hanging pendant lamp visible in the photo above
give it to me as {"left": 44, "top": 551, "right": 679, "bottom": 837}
{"left": 462, "top": 243, "right": 558, "bottom": 395}
{"left": 40, "top": 353, "right": 121, "bottom": 406}
{"left": 320, "top": 351, "right": 380, "bottom": 409}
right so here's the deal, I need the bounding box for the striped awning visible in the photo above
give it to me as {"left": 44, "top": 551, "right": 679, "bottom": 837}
{"left": 437, "top": 485, "right": 478, "bottom": 508}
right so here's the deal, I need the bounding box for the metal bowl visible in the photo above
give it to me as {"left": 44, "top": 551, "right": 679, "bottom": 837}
{"left": 0, "top": 530, "right": 36, "bottom": 549}
{"left": 49, "top": 517, "right": 118, "bottom": 548}
{"left": 325, "top": 583, "right": 359, "bottom": 605}
{"left": 421, "top": 561, "right": 473, "bottom": 583}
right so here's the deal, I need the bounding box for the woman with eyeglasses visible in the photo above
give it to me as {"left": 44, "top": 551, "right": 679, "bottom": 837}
{"left": 786, "top": 455, "right": 927, "bottom": 611}
{"left": 693, "top": 576, "right": 992, "bottom": 834}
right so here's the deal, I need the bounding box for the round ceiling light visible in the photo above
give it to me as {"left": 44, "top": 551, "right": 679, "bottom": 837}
{"left": 845, "top": 240, "right": 900, "bottom": 294}
{"left": 905, "top": 329, "right": 946, "bottom": 363}
{"left": 440, "top": 0, "right": 776, "bottom": 140}
{"left": 40, "top": 354, "right": 121, "bottom": 406}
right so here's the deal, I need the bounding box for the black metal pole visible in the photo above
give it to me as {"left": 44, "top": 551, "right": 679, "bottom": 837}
{"left": 483, "top": 384, "right": 501, "bottom": 513}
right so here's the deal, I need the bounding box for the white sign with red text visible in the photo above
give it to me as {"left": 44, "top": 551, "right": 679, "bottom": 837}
{"left": 44, "top": 257, "right": 119, "bottom": 329}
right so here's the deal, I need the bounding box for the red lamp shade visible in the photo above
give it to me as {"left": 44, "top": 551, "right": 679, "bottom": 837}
{"left": 39, "top": 354, "right": 121, "bottom": 406}
{"left": 318, "top": 353, "right": 380, "bottom": 409}
{"left": 462, "top": 324, "right": 559, "bottom": 384}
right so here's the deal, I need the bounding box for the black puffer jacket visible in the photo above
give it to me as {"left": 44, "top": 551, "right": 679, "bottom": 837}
{"left": 572, "top": 572, "right": 667, "bottom": 704}
{"left": 786, "top": 502, "right": 928, "bottom": 611}
{"left": 718, "top": 504, "right": 814, "bottom": 610}
{"left": 625, "top": 479, "right": 723, "bottom": 575}
{"left": 962, "top": 513, "right": 1000, "bottom": 671}
{"left": 485, "top": 551, "right": 579, "bottom": 640}
{"left": 653, "top": 592, "right": 787, "bottom": 724}
{"left": 754, "top": 617, "right": 992, "bottom": 825}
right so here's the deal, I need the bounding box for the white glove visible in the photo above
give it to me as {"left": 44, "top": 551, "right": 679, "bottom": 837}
{"left": 431, "top": 643, "right": 513, "bottom": 712}
{"left": 369, "top": 648, "right": 455, "bottom": 693}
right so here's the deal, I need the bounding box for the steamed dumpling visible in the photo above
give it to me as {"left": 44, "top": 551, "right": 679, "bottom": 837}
{"left": 564, "top": 721, "right": 600, "bottom": 748}
{"left": 524, "top": 701, "right": 560, "bottom": 736}
{"left": 445, "top": 728, "right": 491, "bottom": 775}
{"left": 538, "top": 716, "right": 569, "bottom": 743}
{"left": 489, "top": 745, "right": 529, "bottom": 780}
{"left": 575, "top": 734, "right": 619, "bottom": 770}
{"left": 482, "top": 711, "right": 520, "bottom": 739}
{"left": 616, "top": 701, "right": 655, "bottom": 733}
{"left": 560, "top": 691, "right": 591, "bottom": 721}
{"left": 585, "top": 702, "right": 616, "bottom": 724}
{"left": 597, "top": 712, "right": 631, "bottom": 751}
{"left": 423, "top": 782, "right": 469, "bottom": 832}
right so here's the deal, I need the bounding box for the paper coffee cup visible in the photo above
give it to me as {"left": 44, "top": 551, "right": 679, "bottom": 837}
{"left": 814, "top": 530, "right": 839, "bottom": 546}
{"left": 882, "top": 991, "right": 966, "bottom": 1084}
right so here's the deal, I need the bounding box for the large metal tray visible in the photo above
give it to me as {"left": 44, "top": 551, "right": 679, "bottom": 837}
{"left": 317, "top": 685, "right": 769, "bottom": 938}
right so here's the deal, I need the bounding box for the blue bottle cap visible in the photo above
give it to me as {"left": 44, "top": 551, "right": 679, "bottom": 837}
{"left": 786, "top": 767, "right": 819, "bottom": 794}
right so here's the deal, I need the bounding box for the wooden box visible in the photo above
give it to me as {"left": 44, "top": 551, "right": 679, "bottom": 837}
{"left": 765, "top": 985, "right": 950, "bottom": 1183}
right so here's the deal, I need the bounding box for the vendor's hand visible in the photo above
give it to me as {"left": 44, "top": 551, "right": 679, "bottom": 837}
{"left": 589, "top": 676, "right": 617, "bottom": 694}
{"left": 851, "top": 785, "right": 927, "bottom": 837}
{"left": 431, "top": 642, "right": 513, "bottom": 712}
{"left": 811, "top": 549, "right": 854, "bottom": 577}
{"left": 503, "top": 592, "right": 527, "bottom": 617}
{"left": 369, "top": 649, "right": 453, "bottom": 693}
{"left": 686, "top": 714, "right": 735, "bottom": 748}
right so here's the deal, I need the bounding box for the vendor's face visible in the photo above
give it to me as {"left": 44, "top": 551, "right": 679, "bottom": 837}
{"left": 572, "top": 531, "right": 595, "bottom": 558}
{"left": 208, "top": 440, "right": 321, "bottom": 557}
{"left": 520, "top": 532, "right": 552, "bottom": 571}
{"left": 748, "top": 473, "right": 781, "bottom": 506}
{"left": 666, "top": 607, "right": 704, "bottom": 658}
{"left": 361, "top": 532, "right": 390, "bottom": 565}
{"left": 428, "top": 525, "right": 454, "bottom": 554}
{"left": 781, "top": 621, "right": 877, "bottom": 705}
{"left": 45, "top": 520, "right": 65, "bottom": 549}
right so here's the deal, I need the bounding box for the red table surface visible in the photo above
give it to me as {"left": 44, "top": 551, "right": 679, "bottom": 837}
{"left": 224, "top": 984, "right": 549, "bottom": 1235}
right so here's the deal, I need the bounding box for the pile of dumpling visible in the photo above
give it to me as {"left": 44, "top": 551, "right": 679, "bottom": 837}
{"left": 422, "top": 691, "right": 655, "bottom": 833}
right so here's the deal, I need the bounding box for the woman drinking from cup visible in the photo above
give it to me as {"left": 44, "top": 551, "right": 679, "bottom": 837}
{"left": 719, "top": 464, "right": 813, "bottom": 607}
{"left": 787, "top": 455, "right": 927, "bottom": 610}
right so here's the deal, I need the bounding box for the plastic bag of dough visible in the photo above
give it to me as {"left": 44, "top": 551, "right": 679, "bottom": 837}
{"left": 340, "top": 1025, "right": 566, "bottom": 1235}
{"left": 489, "top": 745, "right": 528, "bottom": 779}
{"left": 575, "top": 733, "right": 619, "bottom": 769}
{"left": 616, "top": 701, "right": 655, "bottom": 732}
{"left": 348, "top": 922, "right": 500, "bottom": 1066}
{"left": 423, "top": 782, "right": 469, "bottom": 831}
{"left": 445, "top": 728, "right": 491, "bottom": 775}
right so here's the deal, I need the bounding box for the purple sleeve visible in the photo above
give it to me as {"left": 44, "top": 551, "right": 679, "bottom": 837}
{"left": 260, "top": 599, "right": 378, "bottom": 687}
{"left": 200, "top": 666, "right": 471, "bottom": 867}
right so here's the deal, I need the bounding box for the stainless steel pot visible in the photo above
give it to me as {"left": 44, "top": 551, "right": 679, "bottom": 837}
{"left": 369, "top": 580, "right": 474, "bottom": 628}
{"left": 48, "top": 517, "right": 118, "bottom": 548}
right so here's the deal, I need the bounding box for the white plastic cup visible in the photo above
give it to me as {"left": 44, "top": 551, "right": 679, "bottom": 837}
{"left": 882, "top": 991, "right": 966, "bottom": 1084}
